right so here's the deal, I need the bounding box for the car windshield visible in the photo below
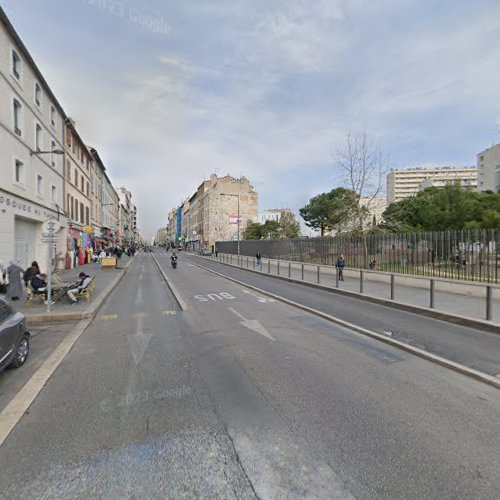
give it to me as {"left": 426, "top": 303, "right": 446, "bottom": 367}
{"left": 0, "top": 1, "right": 500, "bottom": 499}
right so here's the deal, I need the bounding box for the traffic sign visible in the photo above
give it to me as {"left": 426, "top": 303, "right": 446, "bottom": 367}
{"left": 42, "top": 219, "right": 61, "bottom": 233}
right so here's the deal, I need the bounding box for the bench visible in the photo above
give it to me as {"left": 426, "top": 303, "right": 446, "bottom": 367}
{"left": 26, "top": 283, "right": 45, "bottom": 307}
{"left": 77, "top": 277, "right": 95, "bottom": 301}
{"left": 101, "top": 257, "right": 117, "bottom": 270}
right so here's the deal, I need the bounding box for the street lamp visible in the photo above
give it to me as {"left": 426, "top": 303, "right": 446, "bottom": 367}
{"left": 30, "top": 148, "right": 64, "bottom": 156}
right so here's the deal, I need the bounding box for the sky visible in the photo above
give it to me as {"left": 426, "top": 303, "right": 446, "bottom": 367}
{"left": 2, "top": 0, "right": 500, "bottom": 239}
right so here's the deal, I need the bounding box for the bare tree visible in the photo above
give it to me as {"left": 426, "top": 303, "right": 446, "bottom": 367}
{"left": 334, "top": 130, "right": 388, "bottom": 265}
{"left": 334, "top": 130, "right": 388, "bottom": 234}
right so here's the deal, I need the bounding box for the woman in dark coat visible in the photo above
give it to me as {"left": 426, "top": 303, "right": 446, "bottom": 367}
{"left": 7, "top": 260, "right": 24, "bottom": 301}
{"left": 23, "top": 261, "right": 40, "bottom": 286}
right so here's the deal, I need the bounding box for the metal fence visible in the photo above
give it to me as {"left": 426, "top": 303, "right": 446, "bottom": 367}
{"left": 215, "top": 229, "right": 500, "bottom": 283}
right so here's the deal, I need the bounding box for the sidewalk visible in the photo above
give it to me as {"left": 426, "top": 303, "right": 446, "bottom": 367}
{"left": 4, "top": 256, "right": 133, "bottom": 324}
{"left": 215, "top": 254, "right": 500, "bottom": 324}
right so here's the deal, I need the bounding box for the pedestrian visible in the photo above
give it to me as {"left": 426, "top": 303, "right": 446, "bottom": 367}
{"left": 99, "top": 249, "right": 107, "bottom": 263}
{"left": 0, "top": 261, "right": 6, "bottom": 294}
{"left": 6, "top": 260, "right": 24, "bottom": 301}
{"left": 31, "top": 273, "right": 52, "bottom": 304}
{"left": 369, "top": 259, "right": 376, "bottom": 270}
{"left": 67, "top": 272, "right": 92, "bottom": 304}
{"left": 336, "top": 254, "right": 345, "bottom": 281}
{"left": 256, "top": 251, "right": 262, "bottom": 267}
{"left": 23, "top": 261, "right": 40, "bottom": 286}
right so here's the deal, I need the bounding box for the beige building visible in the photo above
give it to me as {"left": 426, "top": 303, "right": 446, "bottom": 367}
{"left": 387, "top": 166, "right": 477, "bottom": 204}
{"left": 477, "top": 143, "right": 500, "bottom": 192}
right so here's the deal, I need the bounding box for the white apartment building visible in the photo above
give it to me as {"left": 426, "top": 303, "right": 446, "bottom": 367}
{"left": 477, "top": 143, "right": 500, "bottom": 192}
{"left": 259, "top": 209, "right": 281, "bottom": 224}
{"left": 117, "top": 187, "right": 133, "bottom": 244}
{"left": 387, "top": 166, "right": 477, "bottom": 204}
{"left": 0, "top": 7, "right": 67, "bottom": 269}
{"left": 102, "top": 171, "right": 119, "bottom": 244}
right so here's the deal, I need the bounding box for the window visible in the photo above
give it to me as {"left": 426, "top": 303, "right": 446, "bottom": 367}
{"left": 14, "top": 159, "right": 24, "bottom": 185}
{"left": 51, "top": 106, "right": 56, "bottom": 127}
{"left": 66, "top": 160, "right": 71, "bottom": 179}
{"left": 51, "top": 140, "right": 56, "bottom": 167}
{"left": 13, "top": 99, "right": 22, "bottom": 136}
{"left": 37, "top": 175, "right": 43, "bottom": 196}
{"left": 80, "top": 202, "right": 84, "bottom": 224}
{"left": 74, "top": 168, "right": 78, "bottom": 185}
{"left": 86, "top": 181, "right": 90, "bottom": 196}
{"left": 67, "top": 194, "right": 71, "bottom": 214}
{"left": 86, "top": 206, "right": 90, "bottom": 225}
{"left": 11, "top": 49, "right": 21, "bottom": 80}
{"left": 34, "top": 82, "right": 42, "bottom": 107}
{"left": 81, "top": 177, "right": 84, "bottom": 192}
{"left": 51, "top": 185, "right": 57, "bottom": 202}
{"left": 74, "top": 199, "right": 78, "bottom": 221}
{"left": 35, "top": 124, "right": 42, "bottom": 151}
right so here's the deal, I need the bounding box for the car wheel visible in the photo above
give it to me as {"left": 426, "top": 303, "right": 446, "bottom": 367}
{"left": 10, "top": 333, "right": 29, "bottom": 368}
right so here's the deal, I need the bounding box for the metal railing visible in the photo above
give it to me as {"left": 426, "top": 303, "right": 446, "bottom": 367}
{"left": 216, "top": 229, "right": 500, "bottom": 283}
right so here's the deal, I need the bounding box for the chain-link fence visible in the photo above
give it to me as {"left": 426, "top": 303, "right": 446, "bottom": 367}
{"left": 216, "top": 229, "right": 500, "bottom": 283}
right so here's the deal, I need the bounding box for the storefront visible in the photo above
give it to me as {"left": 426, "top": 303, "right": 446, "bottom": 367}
{"left": 0, "top": 189, "right": 66, "bottom": 271}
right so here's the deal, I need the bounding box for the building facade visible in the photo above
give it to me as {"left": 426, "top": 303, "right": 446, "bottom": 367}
{"left": 387, "top": 166, "right": 477, "bottom": 204}
{"left": 0, "top": 8, "right": 67, "bottom": 269}
{"left": 117, "top": 187, "right": 134, "bottom": 244}
{"left": 477, "top": 143, "right": 500, "bottom": 192}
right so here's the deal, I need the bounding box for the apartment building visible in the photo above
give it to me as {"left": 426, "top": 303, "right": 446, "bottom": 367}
{"left": 117, "top": 187, "right": 134, "bottom": 244}
{"left": 387, "top": 166, "right": 477, "bottom": 204}
{"left": 477, "top": 143, "right": 500, "bottom": 192}
{"left": 0, "top": 7, "right": 66, "bottom": 268}
{"left": 64, "top": 119, "right": 93, "bottom": 261}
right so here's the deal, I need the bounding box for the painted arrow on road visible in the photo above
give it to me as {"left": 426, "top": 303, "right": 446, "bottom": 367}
{"left": 228, "top": 307, "right": 275, "bottom": 341}
{"left": 242, "top": 289, "right": 276, "bottom": 303}
{"left": 127, "top": 331, "right": 154, "bottom": 365}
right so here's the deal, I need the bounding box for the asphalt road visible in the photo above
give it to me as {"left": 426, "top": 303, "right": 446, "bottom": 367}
{"left": 0, "top": 249, "right": 499, "bottom": 499}
{"left": 187, "top": 253, "right": 500, "bottom": 377}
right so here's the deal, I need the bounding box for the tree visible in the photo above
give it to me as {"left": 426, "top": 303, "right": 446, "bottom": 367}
{"left": 279, "top": 210, "right": 301, "bottom": 238}
{"left": 334, "top": 130, "right": 387, "bottom": 233}
{"left": 299, "top": 188, "right": 358, "bottom": 236}
{"left": 243, "top": 221, "right": 264, "bottom": 240}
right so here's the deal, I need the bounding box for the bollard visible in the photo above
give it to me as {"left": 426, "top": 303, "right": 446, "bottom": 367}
{"left": 288, "top": 262, "right": 291, "bottom": 278}
{"left": 390, "top": 274, "right": 395, "bottom": 300}
{"left": 336, "top": 268, "right": 339, "bottom": 288}
{"left": 247, "top": 257, "right": 249, "bottom": 268}
{"left": 253, "top": 258, "right": 255, "bottom": 269}
{"left": 268, "top": 259, "right": 271, "bottom": 273}
{"left": 317, "top": 265, "right": 320, "bottom": 284}
{"left": 260, "top": 260, "right": 263, "bottom": 272}
{"left": 301, "top": 263, "right": 304, "bottom": 281}
{"left": 486, "top": 286, "right": 492, "bottom": 321}
{"left": 277, "top": 261, "right": 280, "bottom": 276}
{"left": 430, "top": 279, "right": 435, "bottom": 309}
{"left": 360, "top": 270, "right": 364, "bottom": 294}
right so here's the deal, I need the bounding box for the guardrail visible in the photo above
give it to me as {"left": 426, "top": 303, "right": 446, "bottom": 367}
{"left": 212, "top": 253, "right": 499, "bottom": 322}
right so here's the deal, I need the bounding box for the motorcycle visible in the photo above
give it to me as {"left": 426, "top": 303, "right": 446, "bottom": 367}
{"left": 171, "top": 255, "right": 178, "bottom": 269}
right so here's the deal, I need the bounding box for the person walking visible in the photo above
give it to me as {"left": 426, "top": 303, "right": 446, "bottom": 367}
{"left": 336, "top": 254, "right": 345, "bottom": 281}
{"left": 256, "top": 251, "right": 262, "bottom": 267}
{"left": 6, "top": 260, "right": 24, "bottom": 301}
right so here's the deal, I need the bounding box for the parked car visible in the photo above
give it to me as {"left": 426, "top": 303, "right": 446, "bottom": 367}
{"left": 0, "top": 298, "right": 30, "bottom": 374}
{"left": 199, "top": 249, "right": 212, "bottom": 256}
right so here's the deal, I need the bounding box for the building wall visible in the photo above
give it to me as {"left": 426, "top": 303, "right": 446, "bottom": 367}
{"left": 0, "top": 14, "right": 66, "bottom": 269}
{"left": 477, "top": 143, "right": 500, "bottom": 192}
{"left": 387, "top": 166, "right": 477, "bottom": 204}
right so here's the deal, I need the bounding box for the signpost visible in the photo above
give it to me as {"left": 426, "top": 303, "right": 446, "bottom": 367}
{"left": 41, "top": 219, "right": 61, "bottom": 313}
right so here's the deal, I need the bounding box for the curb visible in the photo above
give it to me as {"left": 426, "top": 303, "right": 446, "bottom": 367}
{"left": 25, "top": 258, "right": 135, "bottom": 325}
{"left": 151, "top": 252, "right": 188, "bottom": 311}
{"left": 189, "top": 258, "right": 500, "bottom": 390}
{"left": 200, "top": 256, "right": 500, "bottom": 336}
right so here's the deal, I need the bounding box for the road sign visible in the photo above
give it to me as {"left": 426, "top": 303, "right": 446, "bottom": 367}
{"left": 42, "top": 219, "right": 61, "bottom": 233}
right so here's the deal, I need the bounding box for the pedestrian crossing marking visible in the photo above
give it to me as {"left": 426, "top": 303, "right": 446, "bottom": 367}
{"left": 100, "top": 314, "right": 118, "bottom": 321}
{"left": 131, "top": 312, "right": 148, "bottom": 318}
{"left": 162, "top": 310, "right": 177, "bottom": 316}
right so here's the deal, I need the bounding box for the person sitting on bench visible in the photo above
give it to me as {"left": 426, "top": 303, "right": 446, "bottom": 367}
{"left": 67, "top": 272, "right": 92, "bottom": 304}
{"left": 31, "top": 273, "right": 51, "bottom": 304}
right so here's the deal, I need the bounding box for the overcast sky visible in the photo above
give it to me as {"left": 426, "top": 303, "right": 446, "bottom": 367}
{"left": 3, "top": 0, "right": 500, "bottom": 239}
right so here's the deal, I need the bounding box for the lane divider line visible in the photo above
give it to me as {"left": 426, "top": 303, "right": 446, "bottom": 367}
{"left": 152, "top": 252, "right": 187, "bottom": 311}
{"left": 188, "top": 258, "right": 500, "bottom": 390}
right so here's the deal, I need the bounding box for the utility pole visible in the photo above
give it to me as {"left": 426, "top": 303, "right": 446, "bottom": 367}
{"left": 237, "top": 176, "right": 240, "bottom": 256}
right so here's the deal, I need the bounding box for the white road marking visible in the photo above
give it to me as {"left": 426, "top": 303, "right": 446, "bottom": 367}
{"left": 135, "top": 286, "right": 143, "bottom": 304}
{"left": 194, "top": 292, "right": 236, "bottom": 302}
{"left": 127, "top": 331, "right": 154, "bottom": 365}
{"left": 228, "top": 307, "right": 275, "bottom": 341}
{"left": 243, "top": 289, "right": 276, "bottom": 303}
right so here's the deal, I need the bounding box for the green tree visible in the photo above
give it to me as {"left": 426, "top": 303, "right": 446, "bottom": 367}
{"left": 279, "top": 210, "right": 301, "bottom": 238}
{"left": 243, "top": 221, "right": 264, "bottom": 240}
{"left": 300, "top": 188, "right": 358, "bottom": 236}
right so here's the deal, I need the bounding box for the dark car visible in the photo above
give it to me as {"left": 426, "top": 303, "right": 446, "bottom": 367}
{"left": 0, "top": 298, "right": 30, "bottom": 374}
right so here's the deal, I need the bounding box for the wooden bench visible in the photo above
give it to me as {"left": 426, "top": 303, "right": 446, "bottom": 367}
{"left": 101, "top": 257, "right": 117, "bottom": 270}
{"left": 77, "top": 277, "right": 95, "bottom": 301}
{"left": 26, "top": 283, "right": 45, "bottom": 307}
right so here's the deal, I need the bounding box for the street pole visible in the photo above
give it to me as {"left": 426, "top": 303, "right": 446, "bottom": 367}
{"left": 47, "top": 240, "right": 53, "bottom": 312}
{"left": 237, "top": 178, "right": 240, "bottom": 257}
